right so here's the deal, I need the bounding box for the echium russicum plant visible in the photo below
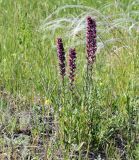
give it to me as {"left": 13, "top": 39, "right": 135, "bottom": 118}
{"left": 86, "top": 16, "right": 97, "bottom": 71}
{"left": 56, "top": 38, "right": 66, "bottom": 82}
{"left": 69, "top": 48, "right": 77, "bottom": 90}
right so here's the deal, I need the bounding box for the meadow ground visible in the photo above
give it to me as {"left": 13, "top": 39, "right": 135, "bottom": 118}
{"left": 0, "top": 0, "right": 139, "bottom": 159}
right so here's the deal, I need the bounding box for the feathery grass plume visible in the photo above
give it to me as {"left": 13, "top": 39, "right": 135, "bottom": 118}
{"left": 56, "top": 38, "right": 66, "bottom": 81}
{"left": 69, "top": 48, "right": 77, "bottom": 89}
{"left": 86, "top": 16, "right": 97, "bottom": 70}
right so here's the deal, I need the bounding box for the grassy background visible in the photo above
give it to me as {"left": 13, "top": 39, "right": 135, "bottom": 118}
{"left": 0, "top": 0, "right": 139, "bottom": 159}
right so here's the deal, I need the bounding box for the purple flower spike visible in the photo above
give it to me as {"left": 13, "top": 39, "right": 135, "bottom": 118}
{"left": 56, "top": 38, "right": 66, "bottom": 80}
{"left": 69, "top": 48, "right": 77, "bottom": 89}
{"left": 86, "top": 16, "right": 97, "bottom": 69}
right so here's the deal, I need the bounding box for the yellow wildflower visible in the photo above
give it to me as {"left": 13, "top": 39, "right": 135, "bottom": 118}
{"left": 44, "top": 99, "right": 52, "bottom": 106}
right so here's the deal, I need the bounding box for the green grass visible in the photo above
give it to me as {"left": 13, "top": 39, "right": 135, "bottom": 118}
{"left": 0, "top": 0, "right": 139, "bottom": 159}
